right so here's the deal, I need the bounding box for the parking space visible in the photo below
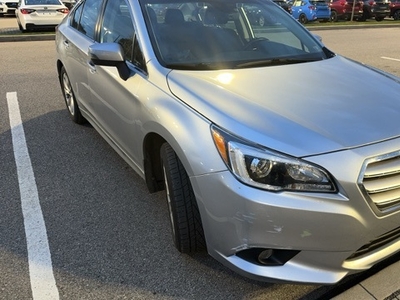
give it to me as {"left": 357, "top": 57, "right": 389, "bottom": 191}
{"left": 1, "top": 18, "right": 399, "bottom": 300}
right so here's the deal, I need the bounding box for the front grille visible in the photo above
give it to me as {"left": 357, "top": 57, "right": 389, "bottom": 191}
{"left": 347, "top": 225, "right": 400, "bottom": 260}
{"left": 359, "top": 150, "right": 400, "bottom": 215}
{"left": 6, "top": 3, "right": 18, "bottom": 8}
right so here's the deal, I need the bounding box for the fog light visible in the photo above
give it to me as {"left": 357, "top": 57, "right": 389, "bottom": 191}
{"left": 258, "top": 249, "right": 274, "bottom": 265}
{"left": 236, "top": 248, "right": 300, "bottom": 266}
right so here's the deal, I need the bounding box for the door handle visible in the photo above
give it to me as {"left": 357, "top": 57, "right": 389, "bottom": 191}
{"left": 87, "top": 61, "right": 97, "bottom": 74}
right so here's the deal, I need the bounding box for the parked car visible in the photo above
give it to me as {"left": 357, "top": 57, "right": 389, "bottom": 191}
{"left": 15, "top": 0, "right": 69, "bottom": 32}
{"left": 329, "top": 0, "right": 364, "bottom": 21}
{"left": 273, "top": 0, "right": 292, "bottom": 13}
{"left": 361, "top": 0, "right": 391, "bottom": 20}
{"left": 389, "top": 0, "right": 400, "bottom": 19}
{"left": 246, "top": 0, "right": 291, "bottom": 26}
{"left": 291, "top": 0, "right": 331, "bottom": 23}
{"left": 56, "top": 0, "right": 400, "bottom": 284}
{"left": 0, "top": 0, "right": 18, "bottom": 16}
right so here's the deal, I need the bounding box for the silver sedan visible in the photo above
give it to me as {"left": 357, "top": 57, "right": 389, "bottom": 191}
{"left": 55, "top": 0, "right": 400, "bottom": 284}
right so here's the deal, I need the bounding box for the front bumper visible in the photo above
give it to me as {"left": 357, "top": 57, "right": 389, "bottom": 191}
{"left": 371, "top": 8, "right": 390, "bottom": 17}
{"left": 0, "top": 6, "right": 16, "bottom": 14}
{"left": 191, "top": 137, "right": 400, "bottom": 284}
{"left": 343, "top": 9, "right": 364, "bottom": 19}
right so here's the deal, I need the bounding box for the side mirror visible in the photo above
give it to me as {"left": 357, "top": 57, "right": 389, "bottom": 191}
{"left": 88, "top": 43, "right": 130, "bottom": 81}
{"left": 313, "top": 34, "right": 322, "bottom": 42}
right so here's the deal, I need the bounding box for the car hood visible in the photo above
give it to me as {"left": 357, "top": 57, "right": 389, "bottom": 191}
{"left": 166, "top": 56, "right": 400, "bottom": 157}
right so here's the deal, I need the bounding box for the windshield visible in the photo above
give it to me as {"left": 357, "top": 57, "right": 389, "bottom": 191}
{"left": 140, "top": 0, "right": 333, "bottom": 70}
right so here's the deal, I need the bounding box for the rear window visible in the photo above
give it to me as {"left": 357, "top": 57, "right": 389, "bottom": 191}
{"left": 25, "top": 0, "right": 61, "bottom": 4}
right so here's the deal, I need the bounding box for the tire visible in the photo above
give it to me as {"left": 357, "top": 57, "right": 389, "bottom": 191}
{"left": 394, "top": 10, "right": 400, "bottom": 20}
{"left": 375, "top": 16, "right": 384, "bottom": 21}
{"left": 59, "top": 66, "right": 86, "bottom": 124}
{"left": 361, "top": 9, "right": 370, "bottom": 21}
{"left": 299, "top": 14, "right": 307, "bottom": 24}
{"left": 330, "top": 10, "right": 338, "bottom": 22}
{"left": 160, "top": 143, "right": 206, "bottom": 253}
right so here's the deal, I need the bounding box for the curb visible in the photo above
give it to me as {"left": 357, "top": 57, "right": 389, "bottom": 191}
{"left": 0, "top": 27, "right": 55, "bottom": 42}
{"left": 0, "top": 33, "right": 55, "bottom": 42}
{"left": 307, "top": 23, "right": 400, "bottom": 31}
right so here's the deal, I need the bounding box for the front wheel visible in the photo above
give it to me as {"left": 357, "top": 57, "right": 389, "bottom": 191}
{"left": 160, "top": 143, "right": 206, "bottom": 253}
{"left": 60, "top": 66, "right": 86, "bottom": 124}
{"left": 330, "top": 10, "right": 338, "bottom": 22}
{"left": 394, "top": 10, "right": 400, "bottom": 20}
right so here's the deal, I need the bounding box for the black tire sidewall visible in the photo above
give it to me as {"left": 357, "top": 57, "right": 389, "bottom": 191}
{"left": 160, "top": 143, "right": 205, "bottom": 253}
{"left": 331, "top": 10, "right": 338, "bottom": 22}
{"left": 299, "top": 14, "right": 307, "bottom": 23}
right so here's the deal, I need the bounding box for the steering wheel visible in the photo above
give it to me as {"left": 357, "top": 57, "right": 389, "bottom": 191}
{"left": 244, "top": 37, "right": 269, "bottom": 51}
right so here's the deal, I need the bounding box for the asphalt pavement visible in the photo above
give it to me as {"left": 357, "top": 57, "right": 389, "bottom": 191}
{"left": 1, "top": 15, "right": 400, "bottom": 300}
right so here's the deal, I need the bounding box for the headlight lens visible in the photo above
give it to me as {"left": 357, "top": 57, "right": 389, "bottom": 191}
{"left": 211, "top": 126, "right": 336, "bottom": 192}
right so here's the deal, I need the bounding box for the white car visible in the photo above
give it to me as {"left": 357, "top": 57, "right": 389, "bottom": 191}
{"left": 15, "top": 0, "right": 68, "bottom": 32}
{"left": 0, "top": 1, "right": 18, "bottom": 16}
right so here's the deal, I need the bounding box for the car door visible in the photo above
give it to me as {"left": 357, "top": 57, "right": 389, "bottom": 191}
{"left": 87, "top": 0, "right": 147, "bottom": 165}
{"left": 58, "top": 0, "right": 102, "bottom": 114}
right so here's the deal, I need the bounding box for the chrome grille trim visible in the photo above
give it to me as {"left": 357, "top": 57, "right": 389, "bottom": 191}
{"left": 358, "top": 150, "right": 400, "bottom": 216}
{"left": 346, "top": 225, "right": 400, "bottom": 260}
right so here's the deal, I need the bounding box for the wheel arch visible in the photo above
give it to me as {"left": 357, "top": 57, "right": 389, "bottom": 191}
{"left": 56, "top": 60, "right": 64, "bottom": 79}
{"left": 141, "top": 115, "right": 226, "bottom": 195}
{"left": 143, "top": 132, "right": 166, "bottom": 193}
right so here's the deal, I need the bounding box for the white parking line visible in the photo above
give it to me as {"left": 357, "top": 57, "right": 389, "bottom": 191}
{"left": 381, "top": 57, "right": 400, "bottom": 62}
{"left": 6, "top": 92, "right": 59, "bottom": 300}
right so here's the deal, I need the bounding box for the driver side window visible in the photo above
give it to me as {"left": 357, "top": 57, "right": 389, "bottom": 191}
{"left": 100, "top": 0, "right": 145, "bottom": 70}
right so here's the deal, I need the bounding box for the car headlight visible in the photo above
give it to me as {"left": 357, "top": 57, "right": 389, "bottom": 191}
{"left": 211, "top": 125, "right": 336, "bottom": 193}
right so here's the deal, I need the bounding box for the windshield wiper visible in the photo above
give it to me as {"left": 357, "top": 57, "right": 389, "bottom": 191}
{"left": 234, "top": 57, "right": 322, "bottom": 68}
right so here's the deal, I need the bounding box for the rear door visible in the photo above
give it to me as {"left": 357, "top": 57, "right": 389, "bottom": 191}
{"left": 58, "top": 0, "right": 102, "bottom": 113}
